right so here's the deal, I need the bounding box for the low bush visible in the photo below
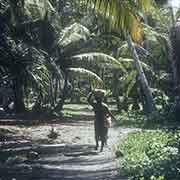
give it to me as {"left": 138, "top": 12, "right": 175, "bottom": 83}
{"left": 115, "top": 111, "right": 147, "bottom": 127}
{"left": 115, "top": 131, "right": 180, "bottom": 180}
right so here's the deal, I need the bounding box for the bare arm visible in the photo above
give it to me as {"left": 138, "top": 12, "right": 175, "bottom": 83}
{"left": 106, "top": 106, "right": 117, "bottom": 121}
{"left": 87, "top": 92, "right": 94, "bottom": 106}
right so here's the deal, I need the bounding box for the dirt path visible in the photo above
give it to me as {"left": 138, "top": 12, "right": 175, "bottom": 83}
{"left": 0, "top": 107, "right": 137, "bottom": 180}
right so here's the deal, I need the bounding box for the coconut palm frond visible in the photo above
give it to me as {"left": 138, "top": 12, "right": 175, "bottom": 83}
{"left": 24, "top": 0, "right": 55, "bottom": 19}
{"left": 140, "top": 61, "right": 152, "bottom": 71}
{"left": 0, "top": 65, "right": 8, "bottom": 76}
{"left": 84, "top": 0, "right": 153, "bottom": 43}
{"left": 126, "top": 73, "right": 137, "bottom": 97}
{"left": 23, "top": 48, "right": 51, "bottom": 95}
{"left": 119, "top": 58, "right": 134, "bottom": 63}
{"left": 144, "top": 24, "right": 170, "bottom": 43}
{"left": 39, "top": 49, "right": 64, "bottom": 80}
{"left": 71, "top": 52, "right": 126, "bottom": 73}
{"left": 120, "top": 70, "right": 137, "bottom": 97}
{"left": 137, "top": 0, "right": 154, "bottom": 13}
{"left": 118, "top": 57, "right": 151, "bottom": 72}
{"left": 29, "top": 64, "right": 50, "bottom": 95}
{"left": 176, "top": 8, "right": 180, "bottom": 20}
{"left": 118, "top": 41, "right": 150, "bottom": 57}
{"left": 67, "top": 67, "right": 103, "bottom": 88}
{"left": 143, "top": 25, "right": 170, "bottom": 60}
{"left": 59, "top": 23, "right": 91, "bottom": 48}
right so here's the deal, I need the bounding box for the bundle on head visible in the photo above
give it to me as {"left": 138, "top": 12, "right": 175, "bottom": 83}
{"left": 93, "top": 89, "right": 106, "bottom": 99}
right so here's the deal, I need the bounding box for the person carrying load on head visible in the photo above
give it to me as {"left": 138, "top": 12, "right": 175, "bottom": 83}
{"left": 87, "top": 89, "right": 116, "bottom": 152}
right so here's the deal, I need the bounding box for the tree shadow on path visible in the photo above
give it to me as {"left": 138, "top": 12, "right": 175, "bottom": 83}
{"left": 0, "top": 144, "right": 127, "bottom": 180}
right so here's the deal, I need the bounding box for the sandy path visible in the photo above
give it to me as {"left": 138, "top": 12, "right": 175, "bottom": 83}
{"left": 0, "top": 107, "right": 136, "bottom": 180}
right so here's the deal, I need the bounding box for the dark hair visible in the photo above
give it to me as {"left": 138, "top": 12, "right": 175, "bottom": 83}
{"left": 95, "top": 96, "right": 103, "bottom": 102}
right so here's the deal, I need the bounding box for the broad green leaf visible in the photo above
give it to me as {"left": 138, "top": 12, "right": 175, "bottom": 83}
{"left": 59, "top": 23, "right": 91, "bottom": 47}
{"left": 71, "top": 52, "right": 127, "bottom": 73}
{"left": 67, "top": 67, "right": 103, "bottom": 88}
{"left": 24, "top": 0, "right": 55, "bottom": 19}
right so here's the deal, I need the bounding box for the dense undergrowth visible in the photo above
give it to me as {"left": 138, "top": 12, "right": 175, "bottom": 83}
{"left": 115, "top": 130, "right": 180, "bottom": 180}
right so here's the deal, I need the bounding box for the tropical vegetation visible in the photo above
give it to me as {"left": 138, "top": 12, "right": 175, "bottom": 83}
{"left": 1, "top": 0, "right": 180, "bottom": 179}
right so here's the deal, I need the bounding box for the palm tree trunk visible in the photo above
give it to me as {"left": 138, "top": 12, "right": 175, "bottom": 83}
{"left": 13, "top": 77, "right": 25, "bottom": 112}
{"left": 54, "top": 78, "right": 58, "bottom": 104}
{"left": 54, "top": 73, "right": 68, "bottom": 112}
{"left": 112, "top": 69, "right": 121, "bottom": 111}
{"left": 170, "top": 18, "right": 180, "bottom": 116}
{"left": 126, "top": 34, "right": 156, "bottom": 114}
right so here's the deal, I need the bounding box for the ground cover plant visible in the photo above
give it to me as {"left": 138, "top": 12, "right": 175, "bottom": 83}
{"left": 115, "top": 130, "right": 180, "bottom": 180}
{"left": 1, "top": 0, "right": 180, "bottom": 179}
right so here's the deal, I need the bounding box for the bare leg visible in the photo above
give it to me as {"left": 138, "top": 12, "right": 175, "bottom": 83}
{"left": 100, "top": 140, "right": 104, "bottom": 152}
{"left": 105, "top": 128, "right": 108, "bottom": 145}
{"left": 95, "top": 137, "right": 99, "bottom": 150}
{"left": 94, "top": 126, "right": 99, "bottom": 150}
{"left": 104, "top": 138, "right": 107, "bottom": 145}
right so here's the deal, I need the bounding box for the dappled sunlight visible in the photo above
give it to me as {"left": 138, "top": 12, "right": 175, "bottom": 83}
{"left": 1, "top": 0, "right": 180, "bottom": 179}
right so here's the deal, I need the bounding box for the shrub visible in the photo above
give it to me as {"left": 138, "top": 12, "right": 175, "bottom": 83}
{"left": 116, "top": 131, "right": 180, "bottom": 180}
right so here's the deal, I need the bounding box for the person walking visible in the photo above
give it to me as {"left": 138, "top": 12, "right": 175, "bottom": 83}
{"left": 87, "top": 89, "right": 115, "bottom": 152}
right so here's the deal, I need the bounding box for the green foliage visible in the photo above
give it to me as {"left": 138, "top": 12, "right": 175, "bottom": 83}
{"left": 0, "top": 0, "right": 114, "bottom": 112}
{"left": 84, "top": 0, "right": 155, "bottom": 42}
{"left": 71, "top": 52, "right": 126, "bottom": 72}
{"left": 115, "top": 111, "right": 147, "bottom": 127}
{"left": 0, "top": 0, "right": 178, "bottom": 115}
{"left": 24, "top": 0, "right": 55, "bottom": 19}
{"left": 67, "top": 68, "right": 103, "bottom": 88}
{"left": 59, "top": 22, "right": 91, "bottom": 48}
{"left": 116, "top": 131, "right": 180, "bottom": 180}
{"left": 48, "top": 126, "right": 58, "bottom": 139}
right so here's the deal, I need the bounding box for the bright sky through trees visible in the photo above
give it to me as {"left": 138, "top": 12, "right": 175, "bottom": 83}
{"left": 168, "top": 0, "right": 180, "bottom": 11}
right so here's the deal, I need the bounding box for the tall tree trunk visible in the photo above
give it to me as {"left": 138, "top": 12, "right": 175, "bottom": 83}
{"left": 54, "top": 73, "right": 68, "bottom": 112}
{"left": 112, "top": 69, "right": 121, "bottom": 111}
{"left": 54, "top": 78, "right": 58, "bottom": 104}
{"left": 169, "top": 6, "right": 177, "bottom": 88}
{"left": 13, "top": 77, "right": 25, "bottom": 112}
{"left": 143, "top": 13, "right": 150, "bottom": 51}
{"left": 170, "top": 18, "right": 180, "bottom": 117}
{"left": 126, "top": 34, "right": 156, "bottom": 114}
{"left": 170, "top": 16, "right": 180, "bottom": 90}
{"left": 49, "top": 75, "right": 54, "bottom": 107}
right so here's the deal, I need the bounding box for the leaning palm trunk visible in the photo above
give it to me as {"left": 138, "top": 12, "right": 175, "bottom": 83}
{"left": 169, "top": 6, "right": 178, "bottom": 87}
{"left": 127, "top": 34, "right": 156, "bottom": 114}
{"left": 83, "top": 0, "right": 156, "bottom": 114}
{"left": 170, "top": 18, "right": 180, "bottom": 116}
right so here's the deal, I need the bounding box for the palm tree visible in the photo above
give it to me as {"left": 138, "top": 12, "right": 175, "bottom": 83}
{"left": 54, "top": 22, "right": 127, "bottom": 111}
{"left": 0, "top": 0, "right": 56, "bottom": 112}
{"left": 154, "top": 1, "right": 180, "bottom": 115}
{"left": 168, "top": 4, "right": 180, "bottom": 115}
{"left": 0, "top": 0, "right": 121, "bottom": 112}
{"left": 83, "top": 0, "right": 157, "bottom": 114}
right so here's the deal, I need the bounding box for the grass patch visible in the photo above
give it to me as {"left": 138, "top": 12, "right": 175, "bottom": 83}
{"left": 114, "top": 111, "right": 180, "bottom": 129}
{"left": 62, "top": 103, "right": 117, "bottom": 119}
{"left": 115, "top": 131, "right": 180, "bottom": 180}
{"left": 115, "top": 111, "right": 147, "bottom": 128}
